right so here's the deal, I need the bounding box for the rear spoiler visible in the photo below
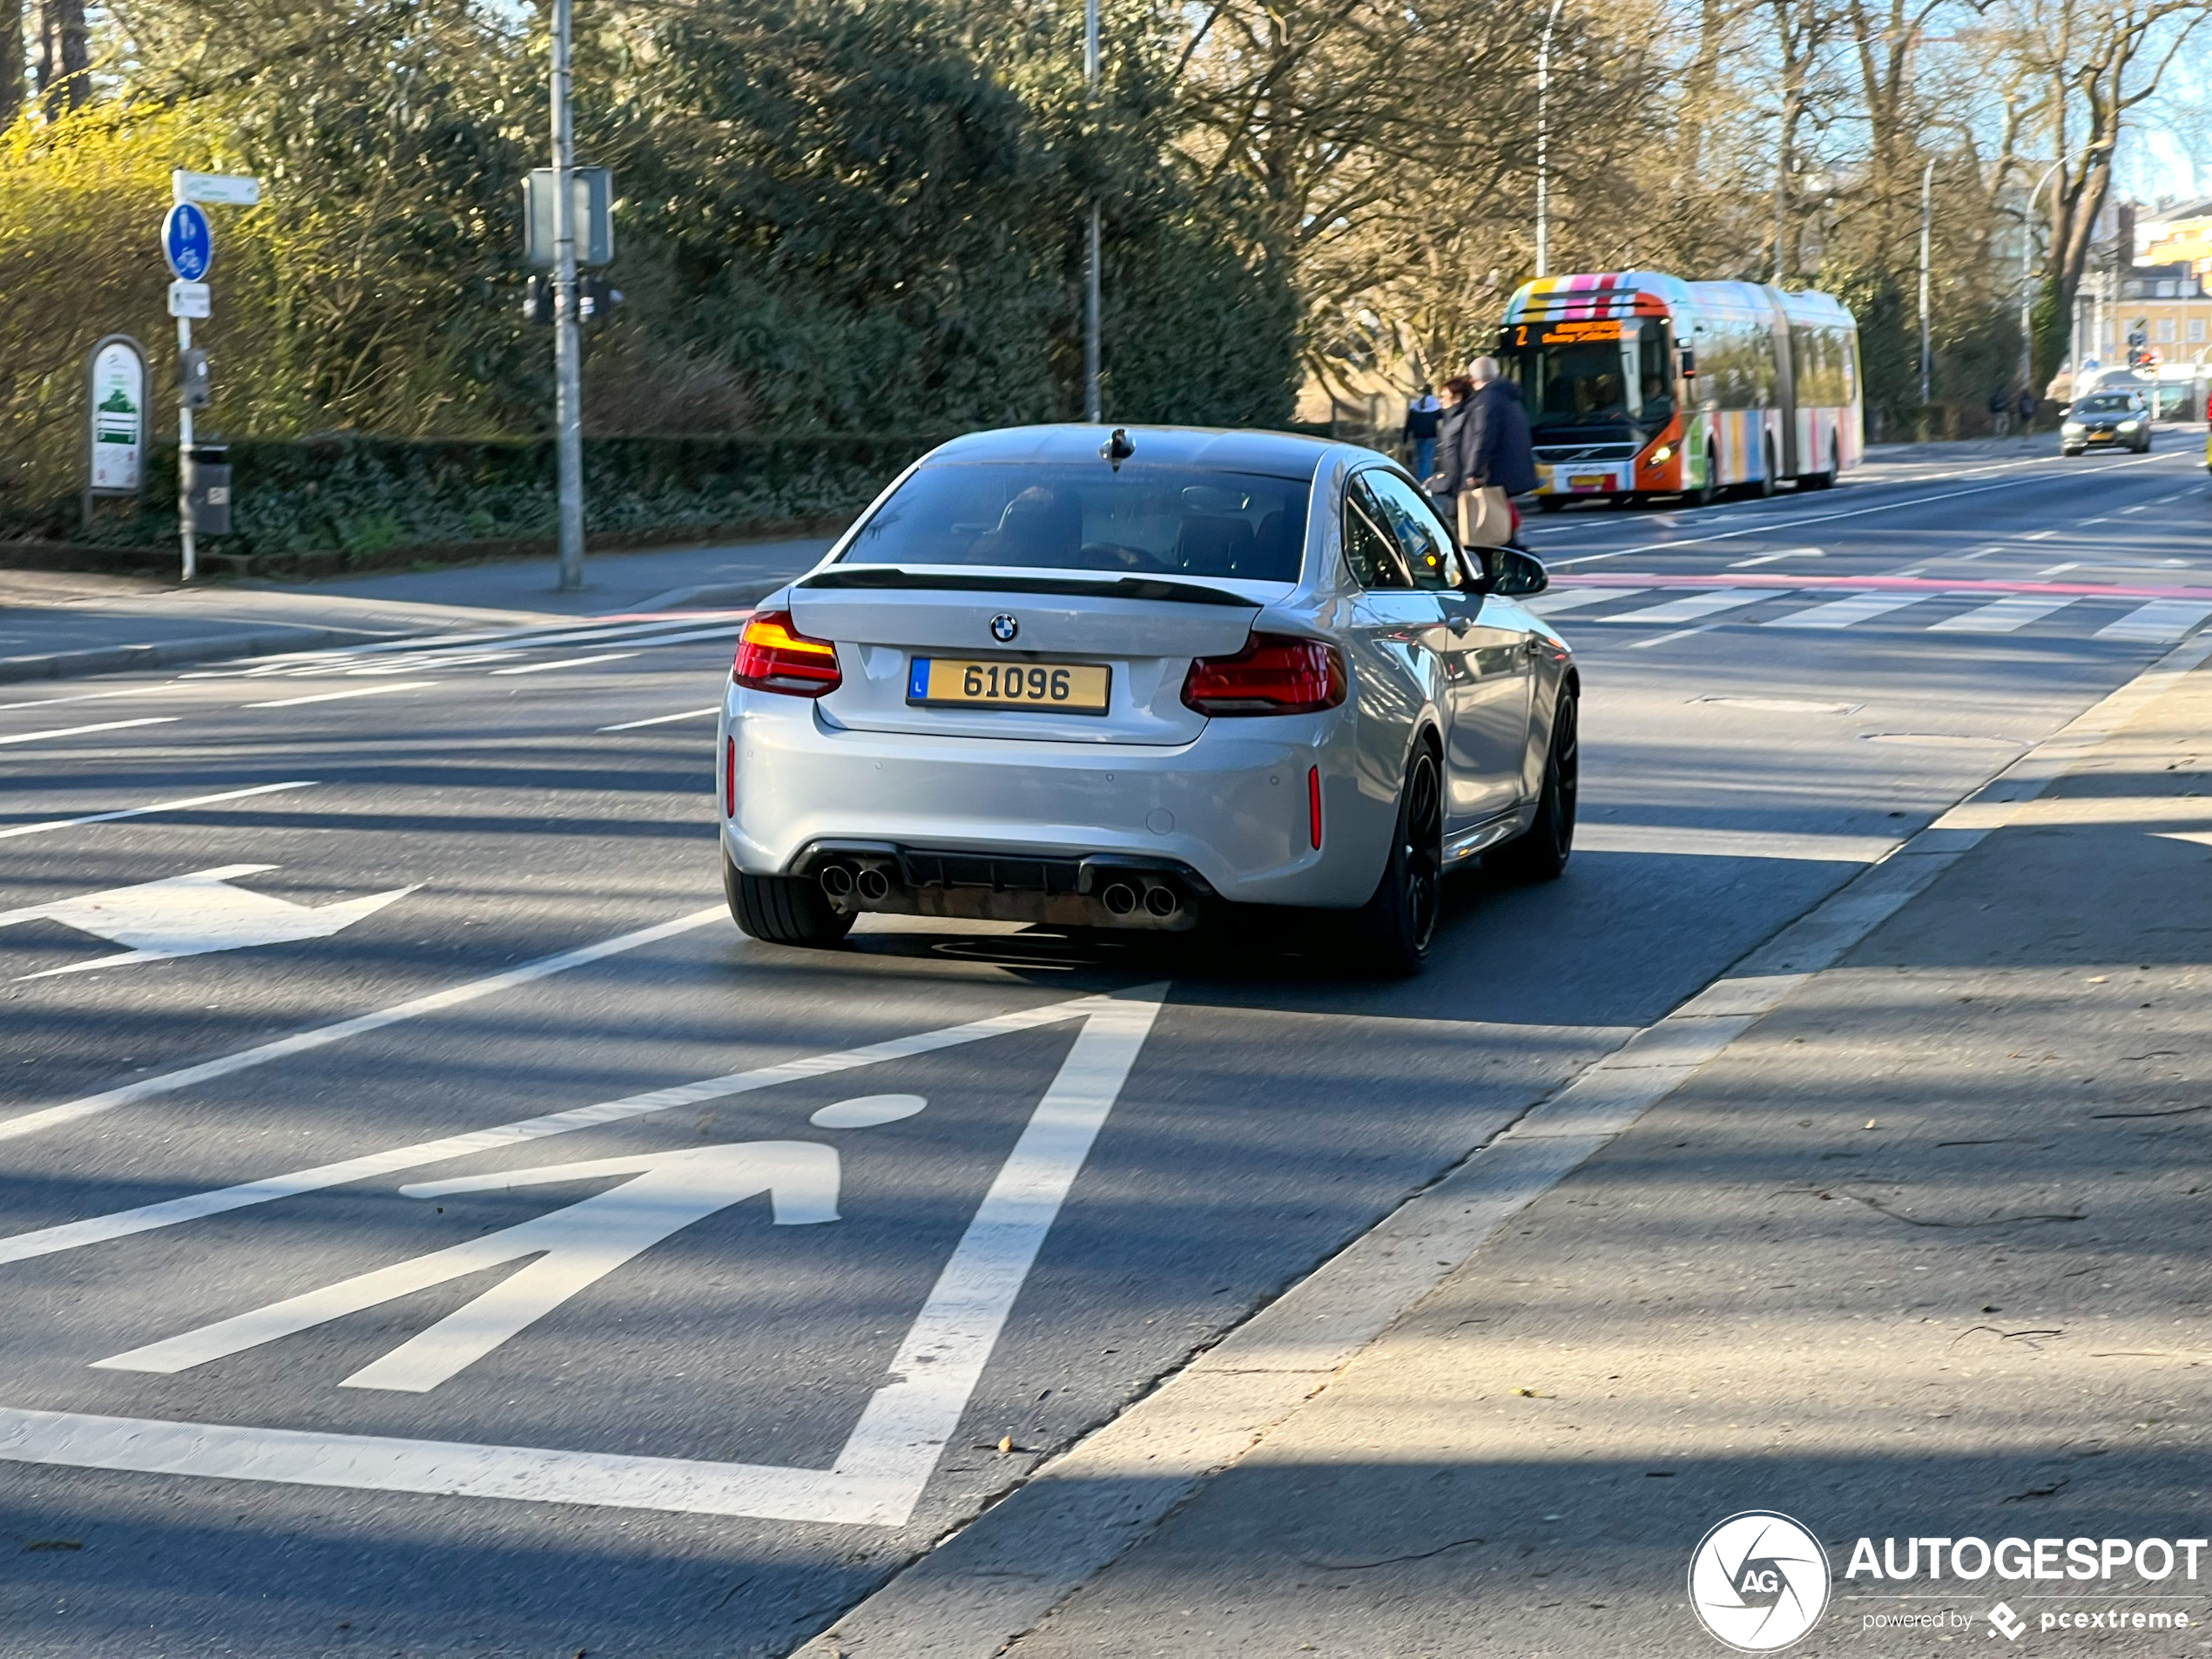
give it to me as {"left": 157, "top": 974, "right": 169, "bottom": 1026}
{"left": 797, "top": 568, "right": 1257, "bottom": 607}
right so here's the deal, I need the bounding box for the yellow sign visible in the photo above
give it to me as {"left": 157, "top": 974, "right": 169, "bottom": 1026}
{"left": 1538, "top": 319, "right": 1629, "bottom": 344}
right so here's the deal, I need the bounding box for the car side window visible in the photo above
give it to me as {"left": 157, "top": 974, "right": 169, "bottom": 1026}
{"left": 1364, "top": 471, "right": 1460, "bottom": 592}
{"left": 1342, "top": 475, "right": 1412, "bottom": 590}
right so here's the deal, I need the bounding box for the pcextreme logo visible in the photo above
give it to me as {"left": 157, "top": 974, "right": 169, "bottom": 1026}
{"left": 1689, "top": 1511, "right": 1832, "bottom": 1651}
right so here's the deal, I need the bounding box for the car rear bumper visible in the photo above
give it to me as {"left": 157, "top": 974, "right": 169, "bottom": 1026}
{"left": 716, "top": 691, "right": 1392, "bottom": 908}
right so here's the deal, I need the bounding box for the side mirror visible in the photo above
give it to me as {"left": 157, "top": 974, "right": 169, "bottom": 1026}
{"left": 1467, "top": 546, "right": 1548, "bottom": 597}
{"left": 1679, "top": 345, "right": 1697, "bottom": 377}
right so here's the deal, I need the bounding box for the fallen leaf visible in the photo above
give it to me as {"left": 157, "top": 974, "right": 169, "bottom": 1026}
{"left": 996, "top": 1434, "right": 1014, "bottom": 1454}
{"left": 1864, "top": 1119, "right": 1878, "bottom": 1130}
{"left": 23, "top": 1539, "right": 81, "bottom": 1552}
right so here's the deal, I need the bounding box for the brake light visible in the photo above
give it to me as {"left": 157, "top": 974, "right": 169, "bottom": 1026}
{"left": 732, "top": 610, "right": 840, "bottom": 697}
{"left": 1181, "top": 633, "right": 1345, "bottom": 716}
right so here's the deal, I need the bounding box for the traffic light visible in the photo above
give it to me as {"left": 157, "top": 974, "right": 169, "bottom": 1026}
{"left": 179, "top": 347, "right": 212, "bottom": 410}
{"left": 579, "top": 275, "right": 624, "bottom": 321}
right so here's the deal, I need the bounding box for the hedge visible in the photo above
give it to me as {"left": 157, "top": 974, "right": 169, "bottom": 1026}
{"left": 45, "top": 432, "right": 959, "bottom": 566}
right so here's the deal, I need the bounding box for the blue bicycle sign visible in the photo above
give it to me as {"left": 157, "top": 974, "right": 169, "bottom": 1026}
{"left": 163, "top": 203, "right": 212, "bottom": 281}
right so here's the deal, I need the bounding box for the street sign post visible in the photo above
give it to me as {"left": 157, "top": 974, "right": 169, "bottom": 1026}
{"left": 163, "top": 169, "right": 260, "bottom": 582}
{"left": 84, "top": 334, "right": 148, "bottom": 532}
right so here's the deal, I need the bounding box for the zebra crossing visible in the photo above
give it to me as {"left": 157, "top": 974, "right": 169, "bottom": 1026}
{"left": 1528, "top": 583, "right": 2212, "bottom": 646}
{"left": 178, "top": 612, "right": 750, "bottom": 683}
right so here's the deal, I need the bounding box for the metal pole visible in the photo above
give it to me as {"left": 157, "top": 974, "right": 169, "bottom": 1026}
{"left": 1534, "top": 0, "right": 1564, "bottom": 279}
{"left": 551, "top": 0, "right": 586, "bottom": 591}
{"left": 1917, "top": 158, "right": 1933, "bottom": 408}
{"left": 1082, "top": 0, "right": 1102, "bottom": 422}
{"left": 172, "top": 174, "right": 196, "bottom": 583}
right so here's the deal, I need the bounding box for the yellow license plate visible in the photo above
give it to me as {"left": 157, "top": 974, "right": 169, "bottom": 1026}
{"left": 907, "top": 658, "right": 1110, "bottom": 714}
{"left": 1569, "top": 474, "right": 1608, "bottom": 490}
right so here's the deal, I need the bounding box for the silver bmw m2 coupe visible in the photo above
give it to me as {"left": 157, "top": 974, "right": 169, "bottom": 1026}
{"left": 715, "top": 424, "right": 1578, "bottom": 974}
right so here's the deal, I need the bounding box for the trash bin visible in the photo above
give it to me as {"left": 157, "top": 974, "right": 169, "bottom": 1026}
{"left": 183, "top": 444, "right": 231, "bottom": 536}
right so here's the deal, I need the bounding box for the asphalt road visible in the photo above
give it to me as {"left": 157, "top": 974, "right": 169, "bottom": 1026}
{"left": 0, "top": 440, "right": 2206, "bottom": 1656}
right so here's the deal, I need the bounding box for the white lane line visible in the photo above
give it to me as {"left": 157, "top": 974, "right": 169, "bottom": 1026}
{"left": 210, "top": 614, "right": 752, "bottom": 675}
{"left": 2119, "top": 503, "right": 2150, "bottom": 514}
{"left": 0, "top": 781, "right": 317, "bottom": 843}
{"left": 1524, "top": 587, "right": 1649, "bottom": 616}
{"left": 1927, "top": 593, "right": 2082, "bottom": 634}
{"left": 0, "top": 905, "right": 728, "bottom": 1145}
{"left": 1548, "top": 452, "right": 2168, "bottom": 568}
{"left": 2094, "top": 600, "right": 2212, "bottom": 644}
{"left": 2036, "top": 562, "right": 2082, "bottom": 577}
{"left": 0, "top": 688, "right": 156, "bottom": 712}
{"left": 0, "top": 992, "right": 1165, "bottom": 1525}
{"left": 597, "top": 706, "right": 720, "bottom": 732}
{"left": 1764, "top": 590, "right": 1939, "bottom": 631}
{"left": 1575, "top": 825, "right": 1898, "bottom": 861}
{"left": 1954, "top": 546, "right": 2004, "bottom": 561}
{"left": 342, "top": 624, "right": 744, "bottom": 678}
{"left": 2023, "top": 529, "right": 2059, "bottom": 539}
{"left": 246, "top": 683, "right": 439, "bottom": 709}
{"left": 488, "top": 653, "right": 639, "bottom": 677}
{"left": 0, "top": 717, "right": 177, "bottom": 747}
{"left": 2079, "top": 516, "right": 2112, "bottom": 526}
{"left": 1625, "top": 620, "right": 1732, "bottom": 650}
{"left": 1608, "top": 588, "right": 1778, "bottom": 624}
{"left": 1730, "top": 548, "right": 1824, "bottom": 568}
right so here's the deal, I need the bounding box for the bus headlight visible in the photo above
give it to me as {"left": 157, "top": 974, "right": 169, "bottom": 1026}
{"left": 1647, "top": 444, "right": 1674, "bottom": 464}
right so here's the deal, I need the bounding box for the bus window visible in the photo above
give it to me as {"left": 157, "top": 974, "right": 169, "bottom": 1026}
{"left": 1498, "top": 316, "right": 1676, "bottom": 435}
{"left": 1637, "top": 320, "right": 1676, "bottom": 425}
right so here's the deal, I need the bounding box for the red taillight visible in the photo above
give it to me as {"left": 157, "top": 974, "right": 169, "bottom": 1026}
{"left": 724, "top": 736, "right": 737, "bottom": 818}
{"left": 732, "top": 610, "right": 841, "bottom": 698}
{"left": 1307, "top": 765, "right": 1322, "bottom": 849}
{"left": 1180, "top": 633, "right": 1345, "bottom": 716}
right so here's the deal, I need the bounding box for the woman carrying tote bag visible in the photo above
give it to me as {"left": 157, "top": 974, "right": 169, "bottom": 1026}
{"left": 1423, "top": 374, "right": 1515, "bottom": 547}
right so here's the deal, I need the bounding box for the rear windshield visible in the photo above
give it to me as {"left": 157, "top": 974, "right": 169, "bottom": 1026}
{"left": 2076, "top": 394, "right": 2137, "bottom": 412}
{"left": 840, "top": 462, "right": 1312, "bottom": 583}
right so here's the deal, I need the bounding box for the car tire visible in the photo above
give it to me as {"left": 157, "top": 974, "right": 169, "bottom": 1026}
{"left": 1752, "top": 440, "right": 1777, "bottom": 498}
{"left": 724, "top": 851, "right": 853, "bottom": 949}
{"left": 1348, "top": 744, "right": 1443, "bottom": 976}
{"left": 1490, "top": 688, "right": 1579, "bottom": 884}
{"left": 2063, "top": 447, "right": 2081, "bottom": 456}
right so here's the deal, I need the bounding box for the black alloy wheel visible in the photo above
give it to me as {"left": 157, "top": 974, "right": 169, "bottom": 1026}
{"left": 1351, "top": 745, "right": 1444, "bottom": 975}
{"left": 1491, "top": 689, "right": 1579, "bottom": 883}
{"left": 725, "top": 851, "right": 854, "bottom": 949}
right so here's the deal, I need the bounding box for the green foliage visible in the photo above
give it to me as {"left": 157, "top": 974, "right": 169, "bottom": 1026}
{"left": 101, "top": 433, "right": 950, "bottom": 560}
{"left": 2, "top": 0, "right": 1298, "bottom": 536}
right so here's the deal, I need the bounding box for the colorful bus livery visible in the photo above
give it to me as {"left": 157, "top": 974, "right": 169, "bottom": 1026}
{"left": 1497, "top": 271, "right": 1863, "bottom": 508}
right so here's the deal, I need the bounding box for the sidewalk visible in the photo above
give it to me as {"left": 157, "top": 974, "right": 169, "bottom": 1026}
{"left": 0, "top": 534, "right": 831, "bottom": 685}
{"left": 805, "top": 644, "right": 2212, "bottom": 1656}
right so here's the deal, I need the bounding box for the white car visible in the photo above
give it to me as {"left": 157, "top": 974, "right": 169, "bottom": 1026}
{"left": 716, "top": 425, "right": 1578, "bottom": 974}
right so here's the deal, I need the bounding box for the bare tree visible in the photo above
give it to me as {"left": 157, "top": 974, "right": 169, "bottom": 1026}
{"left": 36, "top": 0, "right": 85, "bottom": 118}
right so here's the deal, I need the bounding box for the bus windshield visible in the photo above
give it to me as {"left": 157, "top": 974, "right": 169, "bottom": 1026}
{"left": 1500, "top": 317, "right": 1676, "bottom": 437}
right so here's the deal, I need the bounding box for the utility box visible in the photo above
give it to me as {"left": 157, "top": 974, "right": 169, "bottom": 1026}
{"left": 183, "top": 445, "right": 231, "bottom": 536}
{"left": 524, "top": 167, "right": 614, "bottom": 266}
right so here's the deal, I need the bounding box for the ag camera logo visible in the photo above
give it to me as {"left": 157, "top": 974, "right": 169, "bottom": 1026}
{"left": 1689, "top": 1511, "right": 1831, "bottom": 1650}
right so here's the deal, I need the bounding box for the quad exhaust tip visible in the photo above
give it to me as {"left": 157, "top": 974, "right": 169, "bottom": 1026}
{"left": 1102, "top": 883, "right": 1138, "bottom": 915}
{"left": 819, "top": 864, "right": 854, "bottom": 898}
{"left": 855, "top": 867, "right": 893, "bottom": 902}
{"left": 1143, "top": 886, "right": 1179, "bottom": 918}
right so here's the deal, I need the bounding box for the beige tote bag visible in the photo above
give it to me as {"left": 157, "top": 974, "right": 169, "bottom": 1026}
{"left": 1456, "top": 484, "right": 1514, "bottom": 548}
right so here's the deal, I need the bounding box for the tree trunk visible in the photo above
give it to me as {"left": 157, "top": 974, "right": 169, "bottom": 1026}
{"left": 37, "top": 0, "right": 86, "bottom": 119}
{"left": 0, "top": 0, "right": 26, "bottom": 128}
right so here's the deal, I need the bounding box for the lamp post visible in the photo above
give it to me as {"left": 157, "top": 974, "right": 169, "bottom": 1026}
{"left": 1534, "top": 0, "right": 1566, "bottom": 279}
{"left": 1082, "top": 0, "right": 1103, "bottom": 422}
{"left": 1918, "top": 157, "right": 1934, "bottom": 406}
{"left": 550, "top": 0, "right": 585, "bottom": 590}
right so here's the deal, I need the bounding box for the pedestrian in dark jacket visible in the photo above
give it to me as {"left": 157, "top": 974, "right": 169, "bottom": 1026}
{"left": 1465, "top": 357, "right": 1537, "bottom": 497}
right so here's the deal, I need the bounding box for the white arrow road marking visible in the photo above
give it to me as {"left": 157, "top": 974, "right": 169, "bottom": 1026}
{"left": 0, "top": 864, "right": 416, "bottom": 980}
{"left": 97, "top": 1143, "right": 842, "bottom": 1393}
{"left": 0, "top": 987, "right": 1165, "bottom": 1523}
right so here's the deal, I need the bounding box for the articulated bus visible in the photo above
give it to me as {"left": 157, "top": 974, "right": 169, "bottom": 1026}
{"left": 1496, "top": 271, "right": 1863, "bottom": 509}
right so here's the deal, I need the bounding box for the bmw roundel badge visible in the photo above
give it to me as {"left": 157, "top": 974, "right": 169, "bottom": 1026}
{"left": 989, "top": 614, "right": 1019, "bottom": 643}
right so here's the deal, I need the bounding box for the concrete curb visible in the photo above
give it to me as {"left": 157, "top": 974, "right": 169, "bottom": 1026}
{"left": 791, "top": 626, "right": 2212, "bottom": 1659}
{"left": 0, "top": 624, "right": 404, "bottom": 687}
